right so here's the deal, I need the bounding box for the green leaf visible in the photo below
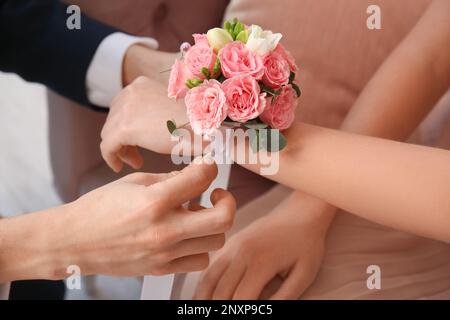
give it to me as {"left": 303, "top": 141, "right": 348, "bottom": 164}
{"left": 213, "top": 59, "right": 221, "bottom": 76}
{"left": 276, "top": 131, "right": 287, "bottom": 151}
{"left": 185, "top": 80, "right": 194, "bottom": 89}
{"left": 222, "top": 120, "right": 242, "bottom": 128}
{"left": 259, "top": 83, "right": 281, "bottom": 97}
{"left": 166, "top": 120, "right": 178, "bottom": 136}
{"left": 243, "top": 122, "right": 268, "bottom": 130}
{"left": 223, "top": 20, "right": 232, "bottom": 31}
{"left": 223, "top": 20, "right": 234, "bottom": 38}
{"left": 185, "top": 78, "right": 204, "bottom": 89}
{"left": 236, "top": 30, "right": 249, "bottom": 43}
{"left": 259, "top": 129, "right": 287, "bottom": 152}
{"left": 291, "top": 82, "right": 301, "bottom": 98}
{"left": 223, "top": 18, "right": 246, "bottom": 40}
{"left": 216, "top": 74, "right": 227, "bottom": 83}
{"left": 233, "top": 22, "right": 245, "bottom": 38}
{"left": 248, "top": 130, "right": 260, "bottom": 153}
{"left": 201, "top": 67, "right": 211, "bottom": 79}
{"left": 289, "top": 72, "right": 296, "bottom": 83}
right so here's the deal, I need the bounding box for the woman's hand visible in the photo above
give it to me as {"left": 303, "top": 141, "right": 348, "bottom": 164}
{"left": 194, "top": 191, "right": 336, "bottom": 300}
{"left": 0, "top": 158, "right": 236, "bottom": 282}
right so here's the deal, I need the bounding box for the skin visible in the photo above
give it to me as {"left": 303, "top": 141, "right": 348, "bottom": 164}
{"left": 0, "top": 158, "right": 236, "bottom": 282}
{"left": 193, "top": 0, "right": 450, "bottom": 301}
{"left": 194, "top": 191, "right": 334, "bottom": 300}
{"left": 122, "top": 44, "right": 176, "bottom": 87}
{"left": 238, "top": 122, "right": 450, "bottom": 243}
{"left": 99, "top": 0, "right": 450, "bottom": 299}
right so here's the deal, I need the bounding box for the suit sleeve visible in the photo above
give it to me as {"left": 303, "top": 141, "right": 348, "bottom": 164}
{"left": 0, "top": 0, "right": 118, "bottom": 109}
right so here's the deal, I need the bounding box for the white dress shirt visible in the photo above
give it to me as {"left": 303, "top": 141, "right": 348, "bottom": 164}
{"left": 86, "top": 32, "right": 159, "bottom": 107}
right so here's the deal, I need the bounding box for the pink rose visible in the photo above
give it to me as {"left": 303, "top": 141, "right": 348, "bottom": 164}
{"left": 262, "top": 51, "right": 290, "bottom": 89}
{"left": 185, "top": 43, "right": 217, "bottom": 79}
{"left": 193, "top": 33, "right": 209, "bottom": 46}
{"left": 185, "top": 80, "right": 228, "bottom": 137}
{"left": 260, "top": 85, "right": 297, "bottom": 130}
{"left": 222, "top": 75, "right": 266, "bottom": 122}
{"left": 219, "top": 41, "right": 264, "bottom": 80}
{"left": 274, "top": 43, "right": 298, "bottom": 72}
{"left": 168, "top": 59, "right": 193, "bottom": 99}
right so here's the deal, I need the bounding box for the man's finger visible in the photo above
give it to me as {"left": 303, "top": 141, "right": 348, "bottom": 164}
{"left": 188, "top": 203, "right": 205, "bottom": 211}
{"left": 174, "top": 189, "right": 235, "bottom": 239}
{"left": 166, "top": 234, "right": 225, "bottom": 260}
{"left": 120, "top": 172, "right": 179, "bottom": 186}
{"left": 148, "top": 155, "right": 218, "bottom": 206}
{"left": 162, "top": 253, "right": 210, "bottom": 274}
{"left": 210, "top": 188, "right": 237, "bottom": 214}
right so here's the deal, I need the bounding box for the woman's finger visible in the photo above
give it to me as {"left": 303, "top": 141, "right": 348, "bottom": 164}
{"left": 194, "top": 255, "right": 230, "bottom": 300}
{"left": 232, "top": 266, "right": 276, "bottom": 300}
{"left": 100, "top": 135, "right": 124, "bottom": 173}
{"left": 118, "top": 146, "right": 144, "bottom": 170}
{"left": 212, "top": 262, "right": 246, "bottom": 300}
{"left": 269, "top": 263, "right": 311, "bottom": 300}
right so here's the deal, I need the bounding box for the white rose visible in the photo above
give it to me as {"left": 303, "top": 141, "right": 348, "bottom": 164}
{"left": 245, "top": 25, "right": 282, "bottom": 55}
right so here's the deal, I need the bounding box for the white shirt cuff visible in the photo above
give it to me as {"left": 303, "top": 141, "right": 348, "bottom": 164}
{"left": 86, "top": 32, "right": 159, "bottom": 107}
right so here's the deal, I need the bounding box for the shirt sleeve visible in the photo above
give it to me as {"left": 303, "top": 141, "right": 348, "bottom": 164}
{"left": 86, "top": 32, "right": 159, "bottom": 108}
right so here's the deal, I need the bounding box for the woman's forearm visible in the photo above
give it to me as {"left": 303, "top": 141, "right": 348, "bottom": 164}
{"left": 276, "top": 0, "right": 450, "bottom": 240}
{"left": 241, "top": 123, "right": 450, "bottom": 242}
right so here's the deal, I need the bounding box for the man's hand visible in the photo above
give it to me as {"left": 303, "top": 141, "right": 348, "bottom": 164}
{"left": 100, "top": 76, "right": 192, "bottom": 172}
{"left": 194, "top": 191, "right": 335, "bottom": 300}
{"left": 0, "top": 156, "right": 236, "bottom": 282}
{"left": 62, "top": 156, "right": 235, "bottom": 278}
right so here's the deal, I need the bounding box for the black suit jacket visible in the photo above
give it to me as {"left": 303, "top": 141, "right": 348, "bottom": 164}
{"left": 0, "top": 0, "right": 117, "bottom": 109}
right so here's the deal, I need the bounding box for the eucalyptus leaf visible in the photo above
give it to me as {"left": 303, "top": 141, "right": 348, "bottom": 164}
{"left": 259, "top": 83, "right": 282, "bottom": 97}
{"left": 166, "top": 120, "right": 179, "bottom": 136}
{"left": 259, "top": 129, "right": 287, "bottom": 152}
{"left": 244, "top": 122, "right": 268, "bottom": 130}
{"left": 291, "top": 82, "right": 301, "bottom": 98}
{"left": 289, "top": 72, "right": 296, "bottom": 83}
{"left": 248, "top": 130, "right": 260, "bottom": 153}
